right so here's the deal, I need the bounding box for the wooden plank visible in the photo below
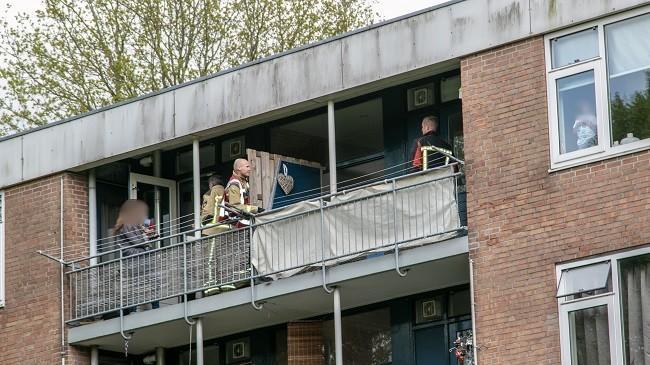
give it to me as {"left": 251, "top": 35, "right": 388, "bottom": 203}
{"left": 246, "top": 148, "right": 323, "bottom": 208}
{"left": 247, "top": 148, "right": 263, "bottom": 207}
{"left": 260, "top": 151, "right": 272, "bottom": 209}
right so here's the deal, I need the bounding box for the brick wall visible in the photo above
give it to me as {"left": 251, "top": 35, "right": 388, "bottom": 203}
{"left": 0, "top": 173, "right": 90, "bottom": 365}
{"left": 287, "top": 321, "right": 323, "bottom": 365}
{"left": 461, "top": 36, "right": 650, "bottom": 364}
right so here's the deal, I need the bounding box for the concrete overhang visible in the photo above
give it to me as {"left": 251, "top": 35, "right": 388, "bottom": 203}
{"left": 68, "top": 236, "right": 468, "bottom": 353}
{"left": 1, "top": 0, "right": 649, "bottom": 188}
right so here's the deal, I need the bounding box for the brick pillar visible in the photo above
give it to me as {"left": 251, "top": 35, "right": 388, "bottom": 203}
{"left": 0, "top": 173, "right": 91, "bottom": 364}
{"left": 287, "top": 321, "right": 324, "bottom": 365}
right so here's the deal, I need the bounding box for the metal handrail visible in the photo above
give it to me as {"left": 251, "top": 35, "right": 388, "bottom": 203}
{"left": 66, "top": 166, "right": 467, "bottom": 323}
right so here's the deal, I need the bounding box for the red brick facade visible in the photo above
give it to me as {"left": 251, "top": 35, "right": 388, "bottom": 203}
{"left": 0, "top": 173, "right": 90, "bottom": 365}
{"left": 461, "top": 36, "right": 650, "bottom": 364}
{"left": 287, "top": 321, "right": 324, "bottom": 365}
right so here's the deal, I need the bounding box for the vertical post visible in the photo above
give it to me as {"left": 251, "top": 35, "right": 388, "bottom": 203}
{"left": 89, "top": 169, "right": 98, "bottom": 265}
{"left": 59, "top": 177, "right": 66, "bottom": 360}
{"left": 90, "top": 346, "right": 99, "bottom": 365}
{"left": 469, "top": 258, "right": 479, "bottom": 365}
{"left": 327, "top": 101, "right": 337, "bottom": 194}
{"left": 156, "top": 347, "right": 165, "bottom": 365}
{"left": 193, "top": 140, "right": 201, "bottom": 238}
{"left": 196, "top": 318, "right": 204, "bottom": 365}
{"left": 333, "top": 287, "right": 343, "bottom": 365}
{"left": 153, "top": 151, "right": 162, "bottom": 240}
{"left": 422, "top": 149, "right": 428, "bottom": 171}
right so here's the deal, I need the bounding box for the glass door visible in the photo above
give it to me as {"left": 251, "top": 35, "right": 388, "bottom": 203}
{"left": 128, "top": 173, "right": 178, "bottom": 247}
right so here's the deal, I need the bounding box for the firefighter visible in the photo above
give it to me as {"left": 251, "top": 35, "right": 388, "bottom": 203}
{"left": 200, "top": 174, "right": 234, "bottom": 294}
{"left": 412, "top": 115, "right": 454, "bottom": 170}
{"left": 201, "top": 174, "right": 230, "bottom": 236}
{"left": 224, "top": 158, "right": 264, "bottom": 225}
{"left": 223, "top": 158, "right": 264, "bottom": 287}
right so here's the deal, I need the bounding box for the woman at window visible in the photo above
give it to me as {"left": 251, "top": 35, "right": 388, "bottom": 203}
{"left": 573, "top": 100, "right": 598, "bottom": 150}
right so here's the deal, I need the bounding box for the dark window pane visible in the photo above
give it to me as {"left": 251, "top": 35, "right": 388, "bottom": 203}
{"left": 619, "top": 253, "right": 650, "bottom": 365}
{"left": 322, "top": 308, "right": 392, "bottom": 365}
{"left": 569, "top": 305, "right": 611, "bottom": 365}
{"left": 335, "top": 98, "right": 384, "bottom": 162}
{"left": 449, "top": 289, "right": 471, "bottom": 317}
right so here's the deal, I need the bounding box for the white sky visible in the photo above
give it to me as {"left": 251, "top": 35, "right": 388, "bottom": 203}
{"left": 3, "top": 0, "right": 450, "bottom": 23}
{"left": 376, "top": 0, "right": 449, "bottom": 20}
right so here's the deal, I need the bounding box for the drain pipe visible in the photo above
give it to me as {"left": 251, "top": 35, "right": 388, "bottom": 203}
{"left": 333, "top": 287, "right": 343, "bottom": 365}
{"left": 469, "top": 258, "right": 479, "bottom": 365}
{"left": 60, "top": 176, "right": 66, "bottom": 365}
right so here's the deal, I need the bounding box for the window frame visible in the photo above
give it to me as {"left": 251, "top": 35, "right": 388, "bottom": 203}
{"left": 0, "top": 191, "right": 4, "bottom": 308}
{"left": 556, "top": 245, "right": 650, "bottom": 365}
{"left": 545, "top": 7, "right": 650, "bottom": 171}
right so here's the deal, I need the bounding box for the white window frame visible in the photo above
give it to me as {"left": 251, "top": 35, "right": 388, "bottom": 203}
{"left": 0, "top": 191, "right": 5, "bottom": 308}
{"left": 556, "top": 245, "right": 650, "bottom": 365}
{"left": 545, "top": 6, "right": 650, "bottom": 171}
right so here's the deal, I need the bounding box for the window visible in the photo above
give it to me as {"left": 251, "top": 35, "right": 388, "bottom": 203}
{"left": 546, "top": 9, "right": 650, "bottom": 169}
{"left": 557, "top": 246, "right": 650, "bottom": 365}
{"left": 619, "top": 254, "right": 650, "bottom": 365}
{"left": 322, "top": 307, "right": 392, "bottom": 365}
{"left": 0, "top": 191, "right": 4, "bottom": 307}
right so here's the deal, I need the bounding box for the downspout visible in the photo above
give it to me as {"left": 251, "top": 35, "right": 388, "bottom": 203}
{"left": 60, "top": 176, "right": 66, "bottom": 365}
{"left": 469, "top": 258, "right": 479, "bottom": 365}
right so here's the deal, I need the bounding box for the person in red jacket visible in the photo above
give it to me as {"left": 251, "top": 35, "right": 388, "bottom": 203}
{"left": 412, "top": 115, "right": 453, "bottom": 170}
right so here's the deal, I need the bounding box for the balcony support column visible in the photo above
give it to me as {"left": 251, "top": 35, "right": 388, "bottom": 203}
{"left": 196, "top": 318, "right": 204, "bottom": 365}
{"left": 327, "top": 101, "right": 337, "bottom": 194}
{"left": 333, "top": 287, "right": 343, "bottom": 365}
{"left": 90, "top": 346, "right": 99, "bottom": 365}
{"left": 89, "top": 169, "right": 97, "bottom": 265}
{"left": 153, "top": 150, "right": 162, "bottom": 240}
{"left": 193, "top": 139, "right": 201, "bottom": 238}
{"left": 156, "top": 347, "right": 165, "bottom": 365}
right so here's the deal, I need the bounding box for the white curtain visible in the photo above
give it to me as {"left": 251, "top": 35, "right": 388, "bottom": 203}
{"left": 606, "top": 14, "right": 650, "bottom": 78}
{"left": 251, "top": 167, "right": 460, "bottom": 278}
{"left": 623, "top": 259, "right": 650, "bottom": 365}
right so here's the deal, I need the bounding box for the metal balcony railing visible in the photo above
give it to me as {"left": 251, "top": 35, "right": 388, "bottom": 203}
{"left": 66, "top": 165, "right": 466, "bottom": 323}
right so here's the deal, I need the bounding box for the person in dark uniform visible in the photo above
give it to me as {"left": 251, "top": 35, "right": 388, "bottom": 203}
{"left": 412, "top": 115, "right": 453, "bottom": 170}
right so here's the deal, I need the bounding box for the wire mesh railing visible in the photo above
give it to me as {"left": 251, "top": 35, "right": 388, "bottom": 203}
{"left": 67, "top": 165, "right": 466, "bottom": 322}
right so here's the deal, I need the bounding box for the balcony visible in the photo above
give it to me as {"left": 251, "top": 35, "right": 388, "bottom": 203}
{"left": 66, "top": 165, "right": 465, "bottom": 326}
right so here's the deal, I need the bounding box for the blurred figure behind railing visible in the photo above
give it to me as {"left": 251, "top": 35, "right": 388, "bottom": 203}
{"left": 114, "top": 199, "right": 159, "bottom": 312}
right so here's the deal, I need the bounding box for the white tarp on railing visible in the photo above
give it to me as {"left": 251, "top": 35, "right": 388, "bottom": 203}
{"left": 251, "top": 167, "right": 460, "bottom": 278}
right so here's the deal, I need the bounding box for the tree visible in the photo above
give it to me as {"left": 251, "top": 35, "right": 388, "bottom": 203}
{"left": 0, "top": 0, "right": 377, "bottom": 135}
{"left": 610, "top": 71, "right": 650, "bottom": 144}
